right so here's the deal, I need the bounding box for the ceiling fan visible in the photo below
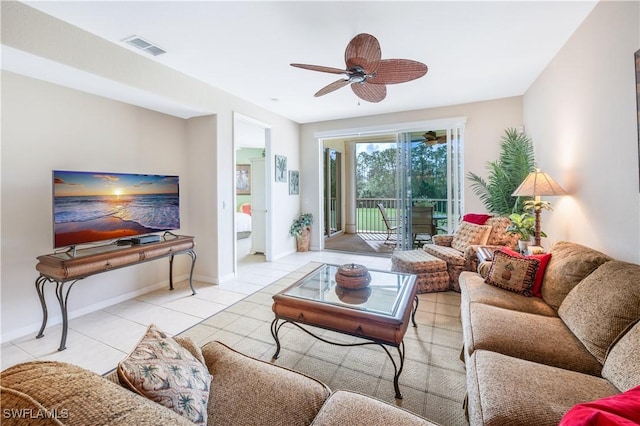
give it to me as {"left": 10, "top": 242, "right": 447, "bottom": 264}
{"left": 291, "top": 33, "right": 428, "bottom": 103}
{"left": 422, "top": 131, "right": 447, "bottom": 146}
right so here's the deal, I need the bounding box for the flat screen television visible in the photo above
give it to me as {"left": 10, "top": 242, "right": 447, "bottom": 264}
{"left": 52, "top": 170, "right": 180, "bottom": 249}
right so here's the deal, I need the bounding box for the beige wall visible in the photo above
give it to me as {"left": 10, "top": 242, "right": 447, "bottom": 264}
{"left": 0, "top": 2, "right": 303, "bottom": 342}
{"left": 1, "top": 72, "right": 193, "bottom": 340}
{"left": 300, "top": 96, "right": 524, "bottom": 248}
{"left": 523, "top": 0, "right": 640, "bottom": 263}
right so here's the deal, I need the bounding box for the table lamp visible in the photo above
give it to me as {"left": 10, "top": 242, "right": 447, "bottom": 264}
{"left": 512, "top": 169, "right": 567, "bottom": 246}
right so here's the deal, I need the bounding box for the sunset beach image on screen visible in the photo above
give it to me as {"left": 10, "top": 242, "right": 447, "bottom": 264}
{"left": 52, "top": 170, "right": 180, "bottom": 248}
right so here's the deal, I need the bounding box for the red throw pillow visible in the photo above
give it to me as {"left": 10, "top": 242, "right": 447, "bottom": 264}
{"left": 463, "top": 213, "right": 492, "bottom": 225}
{"left": 559, "top": 385, "right": 640, "bottom": 426}
{"left": 500, "top": 248, "right": 551, "bottom": 298}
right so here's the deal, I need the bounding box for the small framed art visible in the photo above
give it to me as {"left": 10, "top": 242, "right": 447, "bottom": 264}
{"left": 289, "top": 170, "right": 299, "bottom": 195}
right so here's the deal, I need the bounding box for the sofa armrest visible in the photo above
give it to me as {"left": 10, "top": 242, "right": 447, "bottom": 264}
{"left": 311, "top": 390, "right": 435, "bottom": 425}
{"left": 201, "top": 340, "right": 331, "bottom": 426}
{"left": 465, "top": 245, "right": 509, "bottom": 273}
{"left": 432, "top": 234, "right": 454, "bottom": 246}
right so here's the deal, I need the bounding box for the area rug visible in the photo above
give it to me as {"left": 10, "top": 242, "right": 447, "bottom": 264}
{"left": 178, "top": 262, "right": 468, "bottom": 425}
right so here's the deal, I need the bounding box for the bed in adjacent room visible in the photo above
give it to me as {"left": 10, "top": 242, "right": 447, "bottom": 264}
{"left": 236, "top": 203, "right": 252, "bottom": 239}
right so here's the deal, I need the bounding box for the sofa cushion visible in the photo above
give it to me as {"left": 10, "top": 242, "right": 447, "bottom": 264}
{"left": 201, "top": 341, "right": 330, "bottom": 426}
{"left": 602, "top": 320, "right": 640, "bottom": 392}
{"left": 485, "top": 216, "right": 519, "bottom": 247}
{"left": 450, "top": 221, "right": 491, "bottom": 251}
{"left": 558, "top": 261, "right": 640, "bottom": 364}
{"left": 541, "top": 241, "right": 612, "bottom": 309}
{"left": 500, "top": 247, "right": 552, "bottom": 298}
{"left": 311, "top": 390, "right": 434, "bottom": 425}
{"left": 484, "top": 250, "right": 539, "bottom": 296}
{"left": 559, "top": 385, "right": 640, "bottom": 426}
{"left": 118, "top": 324, "right": 212, "bottom": 425}
{"left": 459, "top": 271, "right": 558, "bottom": 317}
{"left": 1, "top": 361, "right": 194, "bottom": 426}
{"left": 463, "top": 303, "right": 602, "bottom": 375}
{"left": 466, "top": 350, "right": 619, "bottom": 426}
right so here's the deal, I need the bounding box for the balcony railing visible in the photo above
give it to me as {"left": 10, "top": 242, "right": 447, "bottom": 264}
{"left": 356, "top": 198, "right": 447, "bottom": 234}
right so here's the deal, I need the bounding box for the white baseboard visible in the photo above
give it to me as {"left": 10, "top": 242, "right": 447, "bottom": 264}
{"left": 0, "top": 273, "right": 195, "bottom": 344}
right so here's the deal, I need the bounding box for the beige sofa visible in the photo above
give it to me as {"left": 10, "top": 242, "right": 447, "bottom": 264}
{"left": 459, "top": 241, "right": 640, "bottom": 425}
{"left": 1, "top": 339, "right": 434, "bottom": 426}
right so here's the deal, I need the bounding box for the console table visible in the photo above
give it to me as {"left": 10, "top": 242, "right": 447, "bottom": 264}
{"left": 35, "top": 235, "right": 196, "bottom": 351}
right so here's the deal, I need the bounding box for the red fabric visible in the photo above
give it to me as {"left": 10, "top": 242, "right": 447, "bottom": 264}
{"left": 499, "top": 248, "right": 552, "bottom": 298}
{"left": 462, "top": 213, "right": 492, "bottom": 225}
{"left": 559, "top": 385, "right": 640, "bottom": 426}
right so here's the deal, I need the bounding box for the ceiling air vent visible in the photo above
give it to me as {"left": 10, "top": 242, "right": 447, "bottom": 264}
{"left": 123, "top": 35, "right": 166, "bottom": 57}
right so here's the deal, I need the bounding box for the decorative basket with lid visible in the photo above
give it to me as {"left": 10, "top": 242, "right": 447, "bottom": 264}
{"left": 334, "top": 263, "right": 371, "bottom": 289}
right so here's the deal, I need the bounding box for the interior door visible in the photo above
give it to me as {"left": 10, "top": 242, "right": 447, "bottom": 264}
{"left": 250, "top": 158, "right": 266, "bottom": 254}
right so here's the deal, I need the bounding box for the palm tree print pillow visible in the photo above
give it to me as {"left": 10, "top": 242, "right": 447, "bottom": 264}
{"left": 118, "top": 324, "right": 212, "bottom": 425}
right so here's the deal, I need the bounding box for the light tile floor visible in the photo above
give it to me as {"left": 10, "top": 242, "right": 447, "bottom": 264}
{"left": 1, "top": 241, "right": 394, "bottom": 375}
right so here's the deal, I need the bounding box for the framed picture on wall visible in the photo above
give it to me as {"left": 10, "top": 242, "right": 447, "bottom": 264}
{"left": 275, "top": 155, "right": 287, "bottom": 182}
{"left": 289, "top": 170, "right": 299, "bottom": 195}
{"left": 236, "top": 164, "right": 250, "bottom": 195}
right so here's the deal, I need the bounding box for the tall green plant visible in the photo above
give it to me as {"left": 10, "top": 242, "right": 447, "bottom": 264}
{"left": 467, "top": 128, "right": 535, "bottom": 216}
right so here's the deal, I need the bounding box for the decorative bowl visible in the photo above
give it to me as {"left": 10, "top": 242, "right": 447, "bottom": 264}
{"left": 335, "top": 263, "right": 371, "bottom": 289}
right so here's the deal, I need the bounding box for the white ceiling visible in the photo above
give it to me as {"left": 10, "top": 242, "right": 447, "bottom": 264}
{"left": 11, "top": 1, "right": 598, "bottom": 124}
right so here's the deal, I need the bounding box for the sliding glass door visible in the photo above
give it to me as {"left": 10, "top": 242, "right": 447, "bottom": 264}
{"left": 324, "top": 148, "right": 342, "bottom": 237}
{"left": 394, "top": 127, "right": 464, "bottom": 250}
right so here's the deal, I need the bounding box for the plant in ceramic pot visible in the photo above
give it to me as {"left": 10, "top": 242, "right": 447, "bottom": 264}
{"left": 289, "top": 213, "right": 313, "bottom": 252}
{"left": 506, "top": 212, "right": 546, "bottom": 253}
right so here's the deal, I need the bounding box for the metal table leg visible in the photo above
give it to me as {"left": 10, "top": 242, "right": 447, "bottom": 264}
{"left": 270, "top": 318, "right": 408, "bottom": 399}
{"left": 54, "top": 279, "right": 80, "bottom": 351}
{"left": 35, "top": 275, "right": 50, "bottom": 339}
{"left": 169, "top": 250, "right": 197, "bottom": 295}
{"left": 412, "top": 295, "right": 419, "bottom": 327}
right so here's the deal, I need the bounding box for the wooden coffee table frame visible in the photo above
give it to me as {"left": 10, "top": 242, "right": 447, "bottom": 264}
{"left": 270, "top": 265, "right": 418, "bottom": 399}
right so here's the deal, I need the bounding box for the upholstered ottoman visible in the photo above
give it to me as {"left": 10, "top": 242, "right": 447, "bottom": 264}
{"left": 391, "top": 250, "right": 450, "bottom": 293}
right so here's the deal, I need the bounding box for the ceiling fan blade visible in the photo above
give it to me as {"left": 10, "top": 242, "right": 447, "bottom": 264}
{"left": 345, "top": 33, "right": 381, "bottom": 73}
{"left": 351, "top": 82, "right": 386, "bottom": 103}
{"left": 368, "top": 59, "right": 428, "bottom": 85}
{"left": 314, "top": 79, "right": 350, "bottom": 97}
{"left": 291, "top": 63, "right": 348, "bottom": 75}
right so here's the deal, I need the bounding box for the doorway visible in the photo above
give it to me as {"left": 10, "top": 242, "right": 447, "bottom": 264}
{"left": 233, "top": 113, "right": 271, "bottom": 271}
{"left": 324, "top": 147, "right": 342, "bottom": 238}
{"left": 317, "top": 118, "right": 465, "bottom": 254}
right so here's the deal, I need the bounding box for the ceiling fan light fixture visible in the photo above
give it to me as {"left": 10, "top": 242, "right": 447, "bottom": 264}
{"left": 291, "top": 33, "right": 427, "bottom": 103}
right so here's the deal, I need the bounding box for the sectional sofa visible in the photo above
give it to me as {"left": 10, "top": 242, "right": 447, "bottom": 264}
{"left": 1, "top": 336, "right": 434, "bottom": 425}
{"left": 459, "top": 241, "right": 640, "bottom": 425}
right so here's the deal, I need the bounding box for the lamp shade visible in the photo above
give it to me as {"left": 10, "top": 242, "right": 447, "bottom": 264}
{"left": 512, "top": 170, "right": 567, "bottom": 197}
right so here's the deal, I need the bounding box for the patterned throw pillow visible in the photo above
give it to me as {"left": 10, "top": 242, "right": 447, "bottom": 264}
{"left": 500, "top": 247, "right": 552, "bottom": 298}
{"left": 485, "top": 250, "right": 540, "bottom": 296}
{"left": 118, "top": 324, "right": 212, "bottom": 425}
{"left": 451, "top": 221, "right": 492, "bottom": 251}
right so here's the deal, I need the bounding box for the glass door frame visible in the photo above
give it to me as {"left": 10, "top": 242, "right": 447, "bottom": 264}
{"left": 314, "top": 117, "right": 467, "bottom": 249}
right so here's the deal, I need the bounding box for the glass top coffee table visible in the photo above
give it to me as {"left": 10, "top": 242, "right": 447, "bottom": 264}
{"left": 271, "top": 263, "right": 418, "bottom": 399}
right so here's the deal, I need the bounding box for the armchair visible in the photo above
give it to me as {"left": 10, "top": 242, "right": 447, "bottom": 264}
{"left": 422, "top": 216, "right": 519, "bottom": 291}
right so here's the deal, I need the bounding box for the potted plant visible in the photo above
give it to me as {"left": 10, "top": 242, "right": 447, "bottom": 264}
{"left": 506, "top": 212, "right": 546, "bottom": 253}
{"left": 467, "top": 128, "right": 536, "bottom": 216}
{"left": 289, "top": 213, "right": 313, "bottom": 252}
